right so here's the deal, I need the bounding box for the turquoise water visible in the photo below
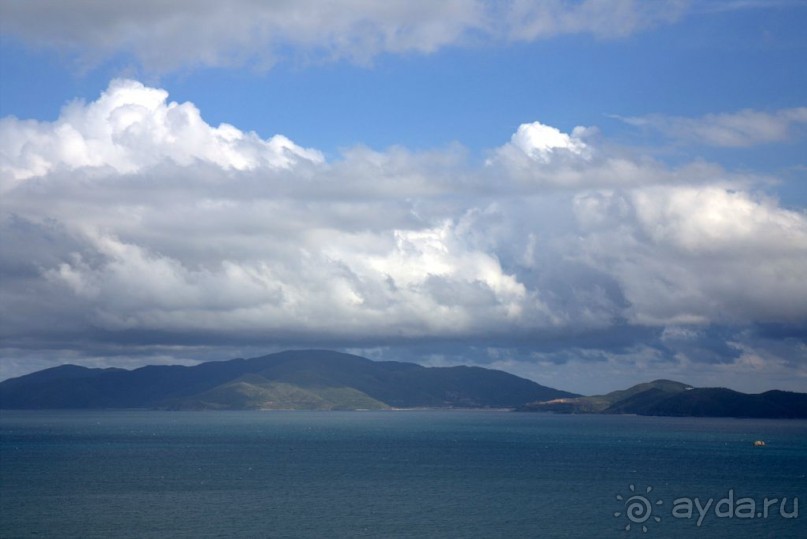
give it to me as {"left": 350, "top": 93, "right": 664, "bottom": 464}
{"left": 1, "top": 411, "right": 805, "bottom": 538}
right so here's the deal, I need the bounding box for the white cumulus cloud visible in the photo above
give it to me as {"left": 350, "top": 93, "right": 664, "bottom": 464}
{"left": 0, "top": 79, "right": 322, "bottom": 191}
{"left": 507, "top": 121, "right": 591, "bottom": 162}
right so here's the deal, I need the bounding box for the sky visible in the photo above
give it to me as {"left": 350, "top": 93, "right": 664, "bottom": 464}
{"left": 1, "top": 0, "right": 806, "bottom": 395}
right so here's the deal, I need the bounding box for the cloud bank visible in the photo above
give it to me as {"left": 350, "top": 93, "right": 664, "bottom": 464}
{"left": 0, "top": 0, "right": 688, "bottom": 71}
{"left": 1, "top": 80, "right": 805, "bottom": 391}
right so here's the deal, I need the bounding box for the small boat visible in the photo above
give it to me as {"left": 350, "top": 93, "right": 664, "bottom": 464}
{"left": 753, "top": 440, "right": 766, "bottom": 447}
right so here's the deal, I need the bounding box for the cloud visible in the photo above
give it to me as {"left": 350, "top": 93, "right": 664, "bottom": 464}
{"left": 499, "top": 0, "right": 688, "bottom": 41}
{"left": 692, "top": 0, "right": 807, "bottom": 14}
{"left": 0, "top": 0, "right": 688, "bottom": 72}
{"left": 486, "top": 120, "right": 759, "bottom": 190}
{"left": 572, "top": 186, "right": 807, "bottom": 326}
{"left": 0, "top": 79, "right": 322, "bottom": 191}
{"left": 617, "top": 107, "right": 807, "bottom": 147}
{"left": 497, "top": 121, "right": 592, "bottom": 163}
{"left": 1, "top": 80, "right": 805, "bottom": 388}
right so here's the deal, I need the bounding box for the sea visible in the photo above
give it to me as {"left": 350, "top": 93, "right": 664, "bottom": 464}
{"left": 1, "top": 410, "right": 805, "bottom": 538}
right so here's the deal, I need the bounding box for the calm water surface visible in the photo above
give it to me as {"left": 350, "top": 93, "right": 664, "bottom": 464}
{"left": 1, "top": 411, "right": 805, "bottom": 538}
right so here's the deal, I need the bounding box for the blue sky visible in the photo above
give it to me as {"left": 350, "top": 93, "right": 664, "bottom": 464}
{"left": 1, "top": 0, "right": 806, "bottom": 394}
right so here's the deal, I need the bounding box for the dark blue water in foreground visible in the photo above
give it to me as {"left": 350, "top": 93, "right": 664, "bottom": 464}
{"left": 1, "top": 411, "right": 805, "bottom": 538}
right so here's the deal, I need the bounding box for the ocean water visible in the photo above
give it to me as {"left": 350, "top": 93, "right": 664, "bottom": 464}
{"left": 1, "top": 411, "right": 805, "bottom": 538}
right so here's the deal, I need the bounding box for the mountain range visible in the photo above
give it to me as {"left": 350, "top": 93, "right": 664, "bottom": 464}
{"left": 520, "top": 379, "right": 807, "bottom": 419}
{"left": 0, "top": 350, "right": 576, "bottom": 410}
{"left": 2, "top": 351, "right": 805, "bottom": 418}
